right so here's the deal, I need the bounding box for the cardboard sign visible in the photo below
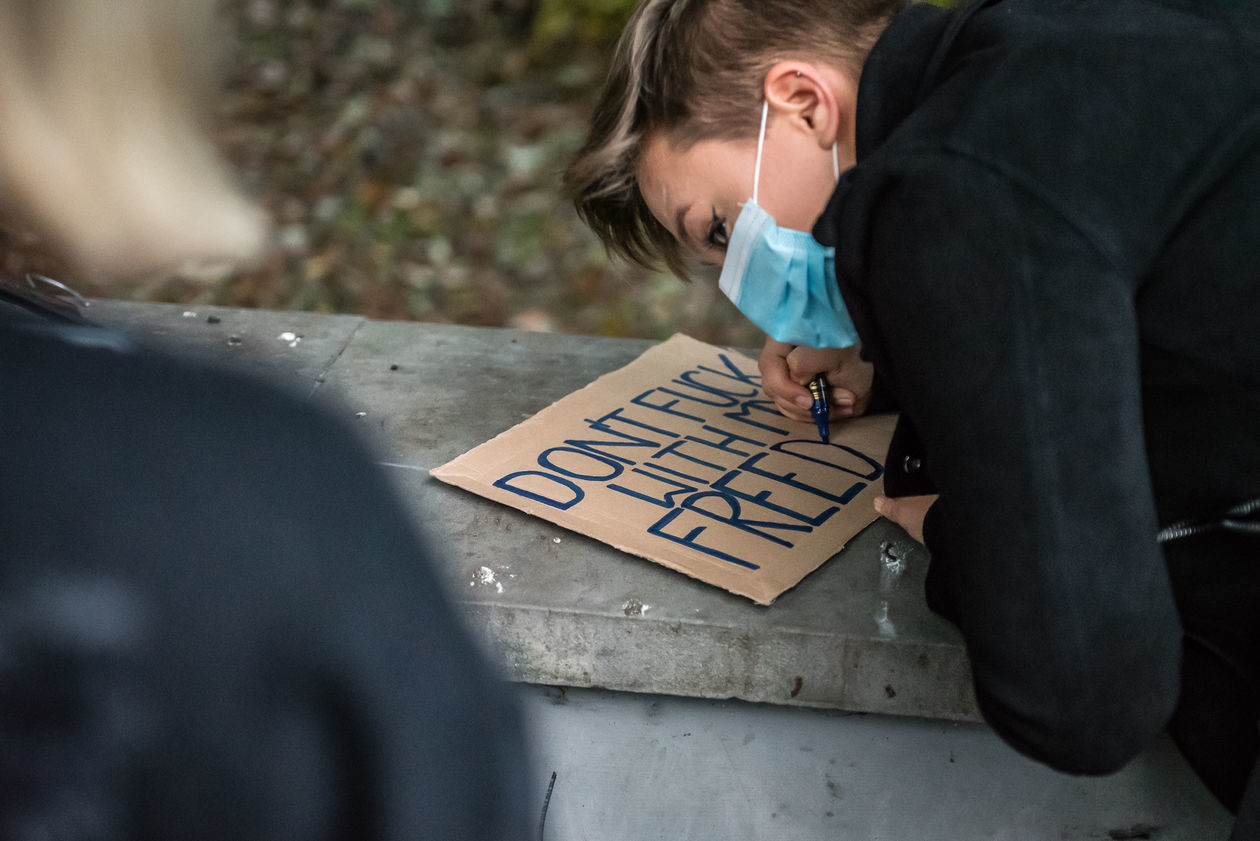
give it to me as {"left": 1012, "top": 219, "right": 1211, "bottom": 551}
{"left": 432, "top": 334, "right": 896, "bottom": 605}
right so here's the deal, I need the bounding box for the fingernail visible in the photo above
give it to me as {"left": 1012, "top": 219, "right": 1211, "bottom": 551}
{"left": 795, "top": 395, "right": 812, "bottom": 408}
{"left": 873, "top": 496, "right": 886, "bottom": 514}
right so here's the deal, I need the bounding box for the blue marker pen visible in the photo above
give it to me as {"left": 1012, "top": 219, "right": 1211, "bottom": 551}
{"left": 808, "top": 375, "right": 830, "bottom": 444}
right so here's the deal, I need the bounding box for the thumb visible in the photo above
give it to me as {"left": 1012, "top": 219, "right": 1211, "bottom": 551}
{"left": 873, "top": 496, "right": 906, "bottom": 530}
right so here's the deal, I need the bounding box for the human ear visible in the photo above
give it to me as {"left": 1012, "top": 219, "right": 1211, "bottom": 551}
{"left": 763, "top": 60, "right": 857, "bottom": 151}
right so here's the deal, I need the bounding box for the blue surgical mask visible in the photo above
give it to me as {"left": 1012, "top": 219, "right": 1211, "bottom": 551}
{"left": 717, "top": 102, "right": 859, "bottom": 349}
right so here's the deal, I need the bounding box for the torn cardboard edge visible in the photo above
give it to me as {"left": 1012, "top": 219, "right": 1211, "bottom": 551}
{"left": 432, "top": 333, "right": 896, "bottom": 605}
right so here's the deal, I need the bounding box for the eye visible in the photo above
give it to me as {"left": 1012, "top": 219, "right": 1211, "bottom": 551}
{"left": 705, "top": 209, "right": 728, "bottom": 250}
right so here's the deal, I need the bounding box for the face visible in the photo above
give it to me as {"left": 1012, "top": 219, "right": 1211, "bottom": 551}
{"left": 637, "top": 114, "right": 851, "bottom": 267}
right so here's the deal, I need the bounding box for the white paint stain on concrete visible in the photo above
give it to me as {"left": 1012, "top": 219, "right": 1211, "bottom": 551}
{"left": 472, "top": 564, "right": 506, "bottom": 594}
{"left": 622, "top": 599, "right": 651, "bottom": 617}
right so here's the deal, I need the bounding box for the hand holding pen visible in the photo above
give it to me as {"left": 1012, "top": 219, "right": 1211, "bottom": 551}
{"left": 757, "top": 339, "right": 875, "bottom": 430}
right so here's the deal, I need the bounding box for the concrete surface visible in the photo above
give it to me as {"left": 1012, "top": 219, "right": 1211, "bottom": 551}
{"left": 520, "top": 685, "right": 1232, "bottom": 841}
{"left": 90, "top": 300, "right": 971, "bottom": 719}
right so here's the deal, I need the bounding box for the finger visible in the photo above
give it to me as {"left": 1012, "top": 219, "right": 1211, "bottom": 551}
{"left": 757, "top": 341, "right": 787, "bottom": 376}
{"left": 785, "top": 345, "right": 846, "bottom": 385}
{"left": 773, "top": 396, "right": 812, "bottom": 423}
{"left": 808, "top": 387, "right": 849, "bottom": 421}
{"left": 874, "top": 495, "right": 920, "bottom": 541}
{"left": 757, "top": 337, "right": 795, "bottom": 379}
{"left": 766, "top": 366, "right": 813, "bottom": 409}
{"left": 830, "top": 387, "right": 856, "bottom": 407}
{"left": 873, "top": 495, "right": 897, "bottom": 522}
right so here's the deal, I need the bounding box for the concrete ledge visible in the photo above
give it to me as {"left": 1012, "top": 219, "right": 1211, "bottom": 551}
{"left": 90, "top": 300, "right": 978, "bottom": 720}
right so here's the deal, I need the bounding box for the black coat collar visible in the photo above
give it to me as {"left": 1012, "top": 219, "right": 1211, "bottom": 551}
{"left": 814, "top": 0, "right": 1002, "bottom": 247}
{"left": 854, "top": 2, "right": 949, "bottom": 161}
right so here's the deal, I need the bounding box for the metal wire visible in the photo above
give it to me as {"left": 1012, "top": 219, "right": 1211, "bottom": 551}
{"left": 26, "top": 273, "right": 90, "bottom": 307}
{"left": 1157, "top": 495, "right": 1260, "bottom": 543}
{"left": 538, "top": 771, "right": 557, "bottom": 841}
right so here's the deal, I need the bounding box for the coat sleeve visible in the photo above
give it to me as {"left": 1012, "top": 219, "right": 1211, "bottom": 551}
{"left": 861, "top": 150, "right": 1182, "bottom": 774}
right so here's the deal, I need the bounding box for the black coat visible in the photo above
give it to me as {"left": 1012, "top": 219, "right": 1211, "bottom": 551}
{"left": 813, "top": 0, "right": 1260, "bottom": 799}
{"left": 0, "top": 306, "right": 530, "bottom": 841}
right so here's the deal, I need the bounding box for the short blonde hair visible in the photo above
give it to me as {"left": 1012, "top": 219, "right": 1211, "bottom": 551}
{"left": 564, "top": 0, "right": 908, "bottom": 279}
{"left": 0, "top": 0, "right": 264, "bottom": 276}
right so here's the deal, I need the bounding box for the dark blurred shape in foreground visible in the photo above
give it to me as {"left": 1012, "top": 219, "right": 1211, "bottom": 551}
{"left": 1, "top": 2, "right": 531, "bottom": 839}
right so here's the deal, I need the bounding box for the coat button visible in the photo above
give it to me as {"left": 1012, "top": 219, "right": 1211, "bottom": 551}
{"left": 903, "top": 456, "right": 922, "bottom": 473}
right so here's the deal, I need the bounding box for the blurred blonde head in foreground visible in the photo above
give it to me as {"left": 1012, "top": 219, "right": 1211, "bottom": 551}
{"left": 0, "top": 0, "right": 264, "bottom": 277}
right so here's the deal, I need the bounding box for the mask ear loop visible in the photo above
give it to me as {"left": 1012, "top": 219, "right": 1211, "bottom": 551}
{"left": 753, "top": 100, "right": 769, "bottom": 204}
{"left": 756, "top": 100, "right": 839, "bottom": 195}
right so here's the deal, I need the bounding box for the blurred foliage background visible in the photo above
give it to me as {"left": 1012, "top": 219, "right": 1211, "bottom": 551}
{"left": 2, "top": 0, "right": 957, "bottom": 346}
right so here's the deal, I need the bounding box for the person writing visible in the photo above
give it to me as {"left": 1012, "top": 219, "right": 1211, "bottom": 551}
{"left": 564, "top": 0, "right": 1260, "bottom": 833}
